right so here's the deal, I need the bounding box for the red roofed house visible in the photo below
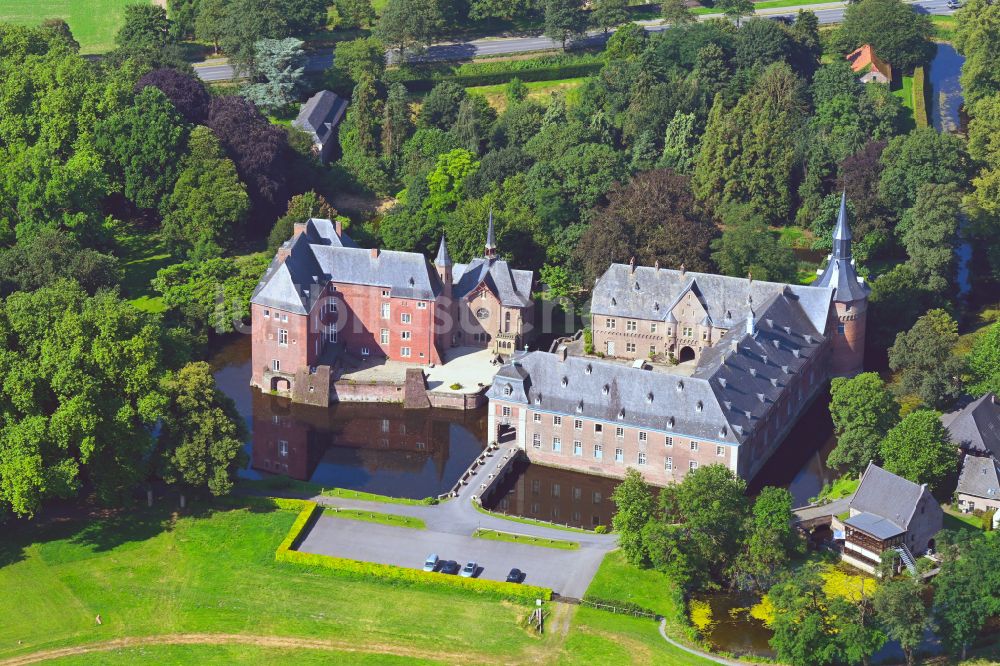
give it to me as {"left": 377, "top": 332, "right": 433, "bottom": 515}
{"left": 846, "top": 44, "right": 892, "bottom": 84}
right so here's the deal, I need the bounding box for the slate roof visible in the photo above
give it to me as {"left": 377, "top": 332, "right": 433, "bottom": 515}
{"left": 845, "top": 512, "right": 905, "bottom": 540}
{"left": 849, "top": 462, "right": 929, "bottom": 534}
{"left": 956, "top": 454, "right": 1000, "bottom": 500}
{"left": 942, "top": 393, "right": 1000, "bottom": 457}
{"left": 251, "top": 218, "right": 439, "bottom": 313}
{"left": 590, "top": 266, "right": 834, "bottom": 335}
{"left": 453, "top": 258, "right": 533, "bottom": 308}
{"left": 488, "top": 289, "right": 826, "bottom": 444}
{"left": 293, "top": 90, "right": 348, "bottom": 145}
{"left": 814, "top": 193, "right": 871, "bottom": 303}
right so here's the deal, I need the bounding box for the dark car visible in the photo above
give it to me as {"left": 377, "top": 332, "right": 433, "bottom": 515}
{"left": 505, "top": 568, "right": 525, "bottom": 584}
{"left": 439, "top": 560, "right": 460, "bottom": 575}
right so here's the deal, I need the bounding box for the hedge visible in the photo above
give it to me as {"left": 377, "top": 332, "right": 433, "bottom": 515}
{"left": 389, "top": 53, "right": 603, "bottom": 91}
{"left": 276, "top": 501, "right": 323, "bottom": 555}
{"left": 913, "top": 66, "right": 929, "bottom": 128}
{"left": 277, "top": 548, "right": 552, "bottom": 603}
{"left": 582, "top": 595, "right": 660, "bottom": 619}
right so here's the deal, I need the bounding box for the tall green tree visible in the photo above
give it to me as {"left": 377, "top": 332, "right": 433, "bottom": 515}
{"left": 658, "top": 111, "right": 698, "bottom": 174}
{"left": 953, "top": 0, "right": 1000, "bottom": 110}
{"left": 874, "top": 575, "right": 934, "bottom": 666}
{"left": 216, "top": 0, "right": 290, "bottom": 75}
{"left": 879, "top": 127, "right": 971, "bottom": 215}
{"left": 834, "top": 0, "right": 934, "bottom": 72}
{"left": 899, "top": 182, "right": 961, "bottom": 296}
{"left": 94, "top": 86, "right": 191, "bottom": 211}
{"left": 827, "top": 372, "right": 900, "bottom": 474}
{"left": 267, "top": 191, "right": 340, "bottom": 253}
{"left": 195, "top": 0, "right": 228, "bottom": 54}
{"left": 879, "top": 410, "right": 958, "bottom": 497}
{"left": 544, "top": 0, "right": 587, "bottom": 49}
{"left": 610, "top": 468, "right": 656, "bottom": 564}
{"left": 0, "top": 229, "right": 119, "bottom": 297}
{"left": 114, "top": 4, "right": 171, "bottom": 60}
{"left": 158, "top": 362, "right": 248, "bottom": 496}
{"left": 711, "top": 204, "right": 798, "bottom": 283}
{"left": 592, "top": 0, "right": 628, "bottom": 33}
{"left": 661, "top": 0, "right": 695, "bottom": 25}
{"left": 733, "top": 487, "right": 798, "bottom": 591}
{"left": 382, "top": 82, "right": 415, "bottom": 169}
{"left": 888, "top": 308, "right": 964, "bottom": 409}
{"left": 336, "top": 0, "right": 377, "bottom": 28}
{"left": 933, "top": 534, "right": 1000, "bottom": 661}
{"left": 376, "top": 0, "right": 445, "bottom": 56}
{"left": 966, "top": 321, "right": 1000, "bottom": 397}
{"left": 242, "top": 38, "right": 306, "bottom": 113}
{"left": 718, "top": 0, "right": 754, "bottom": 26}
{"left": 162, "top": 126, "right": 251, "bottom": 259}
{"left": 333, "top": 36, "right": 387, "bottom": 84}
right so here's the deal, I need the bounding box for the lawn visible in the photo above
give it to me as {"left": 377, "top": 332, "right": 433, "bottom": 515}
{"left": 466, "top": 77, "right": 587, "bottom": 113}
{"left": 691, "top": 0, "right": 846, "bottom": 14}
{"left": 893, "top": 75, "right": 918, "bottom": 131}
{"left": 116, "top": 227, "right": 175, "bottom": 314}
{"left": 943, "top": 506, "right": 988, "bottom": 534}
{"left": 0, "top": 0, "right": 150, "bottom": 55}
{"left": 810, "top": 475, "right": 860, "bottom": 503}
{"left": 42, "top": 644, "right": 444, "bottom": 665}
{"left": 931, "top": 15, "right": 958, "bottom": 42}
{"left": 323, "top": 507, "right": 427, "bottom": 529}
{"left": 471, "top": 501, "right": 592, "bottom": 533}
{"left": 472, "top": 528, "right": 580, "bottom": 550}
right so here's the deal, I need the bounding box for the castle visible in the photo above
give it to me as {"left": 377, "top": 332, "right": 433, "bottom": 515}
{"left": 486, "top": 194, "right": 869, "bottom": 485}
{"left": 250, "top": 216, "right": 533, "bottom": 396}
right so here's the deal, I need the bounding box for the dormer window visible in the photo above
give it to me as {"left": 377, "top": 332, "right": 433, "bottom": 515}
{"left": 576, "top": 401, "right": 583, "bottom": 413}
{"left": 719, "top": 426, "right": 728, "bottom": 437}
{"left": 633, "top": 282, "right": 640, "bottom": 291}
{"left": 602, "top": 384, "right": 610, "bottom": 396}
{"left": 611, "top": 297, "right": 617, "bottom": 306}
{"left": 561, "top": 376, "right": 568, "bottom": 387}
{"left": 667, "top": 416, "right": 675, "bottom": 428}
{"left": 585, "top": 363, "right": 592, "bottom": 375}
{"left": 646, "top": 392, "right": 654, "bottom": 404}
{"left": 534, "top": 395, "right": 541, "bottom": 405}
{"left": 676, "top": 380, "right": 684, "bottom": 392}
{"left": 696, "top": 401, "right": 703, "bottom": 412}
{"left": 618, "top": 408, "right": 625, "bottom": 419}
{"left": 749, "top": 368, "right": 756, "bottom": 377}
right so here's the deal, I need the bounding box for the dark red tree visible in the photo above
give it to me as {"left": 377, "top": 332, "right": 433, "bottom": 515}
{"left": 837, "top": 139, "right": 892, "bottom": 238}
{"left": 135, "top": 68, "right": 211, "bottom": 124}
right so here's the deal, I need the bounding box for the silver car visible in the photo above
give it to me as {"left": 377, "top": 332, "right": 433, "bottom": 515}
{"left": 423, "top": 554, "right": 439, "bottom": 572}
{"left": 460, "top": 561, "right": 478, "bottom": 578}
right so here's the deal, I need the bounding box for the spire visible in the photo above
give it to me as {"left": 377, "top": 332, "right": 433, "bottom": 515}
{"left": 832, "top": 190, "right": 852, "bottom": 260}
{"left": 485, "top": 208, "right": 496, "bottom": 258}
{"left": 435, "top": 235, "right": 452, "bottom": 267}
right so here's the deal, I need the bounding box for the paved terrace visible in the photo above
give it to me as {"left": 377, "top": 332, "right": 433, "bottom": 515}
{"left": 296, "top": 487, "right": 617, "bottom": 598}
{"left": 335, "top": 346, "right": 500, "bottom": 395}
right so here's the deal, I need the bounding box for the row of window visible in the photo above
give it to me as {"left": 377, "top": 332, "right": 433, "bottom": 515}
{"left": 601, "top": 317, "right": 719, "bottom": 342}
{"left": 262, "top": 309, "right": 288, "bottom": 322}
{"left": 530, "top": 434, "right": 725, "bottom": 460}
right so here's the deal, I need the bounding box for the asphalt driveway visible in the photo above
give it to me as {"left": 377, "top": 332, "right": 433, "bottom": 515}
{"left": 298, "top": 513, "right": 609, "bottom": 598}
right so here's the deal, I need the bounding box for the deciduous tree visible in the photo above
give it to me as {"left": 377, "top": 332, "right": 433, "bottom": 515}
{"left": 828, "top": 372, "right": 900, "bottom": 475}
{"left": 879, "top": 410, "right": 958, "bottom": 497}
{"left": 544, "top": 0, "right": 586, "bottom": 49}
{"left": 334, "top": 36, "right": 387, "bottom": 84}
{"left": 888, "top": 308, "right": 963, "bottom": 409}
{"left": 710, "top": 204, "right": 797, "bottom": 283}
{"left": 834, "top": 0, "right": 934, "bottom": 72}
{"left": 136, "top": 68, "right": 212, "bottom": 124}
{"left": 966, "top": 321, "right": 1000, "bottom": 397}
{"left": 899, "top": 182, "right": 961, "bottom": 295}
{"left": 592, "top": 0, "right": 628, "bottom": 33}
{"left": 874, "top": 574, "right": 934, "bottom": 666}
{"left": 610, "top": 468, "right": 656, "bottom": 565}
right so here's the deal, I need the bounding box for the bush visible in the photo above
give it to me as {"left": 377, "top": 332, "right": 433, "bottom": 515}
{"left": 583, "top": 327, "right": 594, "bottom": 355}
{"left": 275, "top": 501, "right": 323, "bottom": 554}
{"left": 594, "top": 524, "right": 608, "bottom": 534}
{"left": 389, "top": 53, "right": 604, "bottom": 91}
{"left": 276, "top": 548, "right": 552, "bottom": 603}
{"left": 913, "top": 66, "right": 929, "bottom": 128}
{"left": 582, "top": 595, "right": 659, "bottom": 618}
{"left": 449, "top": 382, "right": 464, "bottom": 390}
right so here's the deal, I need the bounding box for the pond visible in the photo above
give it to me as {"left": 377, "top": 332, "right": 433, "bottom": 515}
{"left": 212, "top": 337, "right": 487, "bottom": 500}
{"left": 928, "top": 41, "right": 964, "bottom": 134}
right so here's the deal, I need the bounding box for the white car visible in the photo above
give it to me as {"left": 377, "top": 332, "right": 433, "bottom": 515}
{"left": 423, "top": 554, "right": 439, "bottom": 572}
{"left": 460, "top": 561, "right": 478, "bottom": 578}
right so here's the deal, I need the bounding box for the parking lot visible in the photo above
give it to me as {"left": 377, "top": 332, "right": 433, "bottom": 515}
{"left": 298, "top": 513, "right": 609, "bottom": 598}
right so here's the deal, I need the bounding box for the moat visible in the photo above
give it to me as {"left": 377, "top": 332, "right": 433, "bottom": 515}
{"left": 213, "top": 336, "right": 838, "bottom": 521}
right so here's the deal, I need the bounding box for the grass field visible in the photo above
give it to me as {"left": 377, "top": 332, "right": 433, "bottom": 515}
{"left": 471, "top": 501, "right": 593, "bottom": 533}
{"left": 0, "top": 500, "right": 709, "bottom": 665}
{"left": 323, "top": 507, "right": 427, "bottom": 529}
{"left": 116, "top": 228, "right": 175, "bottom": 314}
{"left": 931, "top": 15, "right": 958, "bottom": 42}
{"left": 472, "top": 528, "right": 580, "bottom": 550}
{"left": 466, "top": 78, "right": 587, "bottom": 112}
{"left": 0, "top": 0, "right": 151, "bottom": 55}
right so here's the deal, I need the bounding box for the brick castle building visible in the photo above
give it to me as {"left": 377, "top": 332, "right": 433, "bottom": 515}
{"left": 250, "top": 216, "right": 533, "bottom": 395}
{"left": 487, "top": 194, "right": 870, "bottom": 486}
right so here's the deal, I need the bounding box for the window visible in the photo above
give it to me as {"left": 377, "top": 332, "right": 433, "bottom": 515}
{"left": 615, "top": 448, "right": 624, "bottom": 463}
{"left": 533, "top": 433, "right": 541, "bottom": 448}
{"left": 837, "top": 324, "right": 846, "bottom": 335}
{"left": 417, "top": 301, "right": 427, "bottom": 309}
{"left": 327, "top": 326, "right": 337, "bottom": 343}
{"left": 594, "top": 443, "right": 603, "bottom": 460}
{"left": 638, "top": 452, "right": 647, "bottom": 465}
{"left": 553, "top": 415, "right": 562, "bottom": 426}
{"left": 605, "top": 318, "right": 616, "bottom": 330}
{"left": 401, "top": 312, "right": 412, "bottom": 324}
{"left": 263, "top": 309, "right": 270, "bottom": 318}
{"left": 573, "top": 441, "right": 583, "bottom": 456}
{"left": 650, "top": 345, "right": 656, "bottom": 355}
{"left": 401, "top": 347, "right": 411, "bottom": 357}
{"left": 381, "top": 289, "right": 390, "bottom": 297}
{"left": 665, "top": 456, "right": 673, "bottom": 471}
{"left": 702, "top": 331, "right": 708, "bottom": 340}
{"left": 327, "top": 298, "right": 337, "bottom": 313}
{"left": 574, "top": 419, "right": 583, "bottom": 430}
{"left": 682, "top": 326, "right": 693, "bottom": 337}
{"left": 381, "top": 419, "right": 390, "bottom": 433}
{"left": 690, "top": 441, "right": 699, "bottom": 452}
{"left": 280, "top": 313, "right": 288, "bottom": 322}
{"left": 573, "top": 487, "right": 582, "bottom": 500}
{"left": 272, "top": 359, "right": 280, "bottom": 371}
{"left": 650, "top": 323, "right": 657, "bottom": 333}
{"left": 553, "top": 438, "right": 563, "bottom": 452}
{"left": 626, "top": 320, "right": 637, "bottom": 332}
{"left": 533, "top": 413, "right": 541, "bottom": 423}
{"left": 278, "top": 440, "right": 288, "bottom": 457}
{"left": 689, "top": 461, "right": 699, "bottom": 471}
{"left": 502, "top": 406, "right": 511, "bottom": 417}
{"left": 381, "top": 329, "right": 389, "bottom": 344}
{"left": 716, "top": 445, "right": 725, "bottom": 457}
{"left": 278, "top": 329, "right": 288, "bottom": 345}
{"left": 626, "top": 342, "right": 636, "bottom": 353}
{"left": 552, "top": 484, "right": 561, "bottom": 498}
{"left": 615, "top": 426, "right": 624, "bottom": 438}
{"left": 593, "top": 492, "right": 602, "bottom": 504}
{"left": 665, "top": 436, "right": 673, "bottom": 447}
{"left": 595, "top": 423, "right": 603, "bottom": 434}
{"left": 401, "top": 330, "right": 411, "bottom": 340}
{"left": 639, "top": 431, "right": 647, "bottom": 443}
{"left": 380, "top": 303, "right": 390, "bottom": 319}
{"left": 361, "top": 346, "right": 370, "bottom": 356}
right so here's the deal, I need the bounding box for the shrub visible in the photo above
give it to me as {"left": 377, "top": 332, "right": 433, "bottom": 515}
{"left": 583, "top": 327, "right": 594, "bottom": 355}
{"left": 275, "top": 501, "right": 322, "bottom": 555}
{"left": 582, "top": 595, "right": 659, "bottom": 618}
{"left": 389, "top": 53, "right": 604, "bottom": 91}
{"left": 450, "top": 382, "right": 464, "bottom": 390}
{"left": 913, "top": 66, "right": 929, "bottom": 128}
{"left": 276, "top": 548, "right": 552, "bottom": 603}
{"left": 594, "top": 524, "right": 608, "bottom": 534}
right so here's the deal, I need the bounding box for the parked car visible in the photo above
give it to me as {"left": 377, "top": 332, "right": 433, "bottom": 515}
{"left": 423, "top": 554, "right": 439, "bottom": 572}
{"left": 460, "top": 561, "right": 478, "bottom": 578}
{"left": 439, "top": 560, "right": 460, "bottom": 575}
{"left": 947, "top": 0, "right": 961, "bottom": 8}
{"left": 505, "top": 568, "right": 524, "bottom": 584}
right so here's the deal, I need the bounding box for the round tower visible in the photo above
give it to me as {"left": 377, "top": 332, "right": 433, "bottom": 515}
{"left": 814, "top": 193, "right": 870, "bottom": 377}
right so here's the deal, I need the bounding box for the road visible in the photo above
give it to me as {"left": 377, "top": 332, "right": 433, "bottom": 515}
{"left": 193, "top": 0, "right": 956, "bottom": 82}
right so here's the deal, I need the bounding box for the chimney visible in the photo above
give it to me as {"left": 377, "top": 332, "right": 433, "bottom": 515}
{"left": 654, "top": 260, "right": 660, "bottom": 272}
{"left": 680, "top": 263, "right": 686, "bottom": 276}
{"left": 629, "top": 256, "right": 636, "bottom": 274}
{"left": 276, "top": 242, "right": 291, "bottom": 263}
{"left": 293, "top": 222, "right": 307, "bottom": 238}
{"left": 370, "top": 247, "right": 379, "bottom": 259}
{"left": 557, "top": 345, "right": 568, "bottom": 361}
{"left": 335, "top": 217, "right": 343, "bottom": 237}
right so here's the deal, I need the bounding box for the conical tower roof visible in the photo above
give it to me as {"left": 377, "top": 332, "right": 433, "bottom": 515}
{"left": 435, "top": 235, "right": 452, "bottom": 267}
{"left": 815, "top": 192, "right": 869, "bottom": 303}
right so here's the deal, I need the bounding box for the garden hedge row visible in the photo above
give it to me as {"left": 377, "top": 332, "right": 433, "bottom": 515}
{"left": 272, "top": 500, "right": 552, "bottom": 603}
{"left": 582, "top": 595, "right": 660, "bottom": 618}
{"left": 913, "top": 66, "right": 929, "bottom": 128}
{"left": 390, "top": 53, "right": 604, "bottom": 91}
